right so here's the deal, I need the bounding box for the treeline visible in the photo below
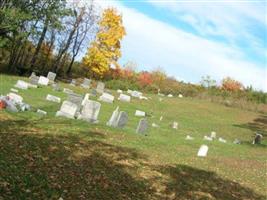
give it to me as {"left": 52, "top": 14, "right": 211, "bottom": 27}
{"left": 0, "top": 0, "right": 99, "bottom": 76}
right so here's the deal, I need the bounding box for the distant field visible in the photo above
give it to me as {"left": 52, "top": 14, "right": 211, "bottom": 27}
{"left": 0, "top": 74, "right": 266, "bottom": 200}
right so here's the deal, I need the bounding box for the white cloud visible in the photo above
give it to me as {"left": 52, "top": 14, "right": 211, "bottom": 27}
{"left": 96, "top": 1, "right": 266, "bottom": 91}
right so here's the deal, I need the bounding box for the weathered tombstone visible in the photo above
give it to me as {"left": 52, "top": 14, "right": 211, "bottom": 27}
{"left": 186, "top": 135, "right": 194, "bottom": 140}
{"left": 136, "top": 118, "right": 148, "bottom": 134}
{"left": 172, "top": 121, "right": 178, "bottom": 129}
{"left": 70, "top": 79, "right": 76, "bottom": 86}
{"left": 131, "top": 90, "right": 142, "bottom": 98}
{"left": 135, "top": 110, "right": 145, "bottom": 117}
{"left": 107, "top": 107, "right": 120, "bottom": 127}
{"left": 77, "top": 100, "right": 101, "bottom": 123}
{"left": 67, "top": 93, "right": 83, "bottom": 111}
{"left": 96, "top": 82, "right": 105, "bottom": 94}
{"left": 116, "top": 111, "right": 128, "bottom": 128}
{"left": 117, "top": 89, "right": 123, "bottom": 94}
{"left": 118, "top": 94, "right": 131, "bottom": 102}
{"left": 99, "top": 93, "right": 114, "bottom": 103}
{"left": 233, "top": 139, "right": 241, "bottom": 144}
{"left": 63, "top": 88, "right": 73, "bottom": 94}
{"left": 46, "top": 94, "right": 61, "bottom": 103}
{"left": 178, "top": 94, "right": 183, "bottom": 98}
{"left": 252, "top": 133, "right": 263, "bottom": 144}
{"left": 210, "top": 131, "right": 216, "bottom": 139}
{"left": 14, "top": 80, "right": 28, "bottom": 90}
{"left": 4, "top": 99, "right": 18, "bottom": 112}
{"left": 52, "top": 83, "right": 61, "bottom": 91}
{"left": 56, "top": 101, "right": 78, "bottom": 119}
{"left": 7, "top": 93, "right": 23, "bottom": 103}
{"left": 47, "top": 72, "right": 56, "bottom": 83}
{"left": 81, "top": 93, "right": 90, "bottom": 106}
{"left": 203, "top": 135, "right": 213, "bottom": 141}
{"left": 127, "top": 89, "right": 133, "bottom": 94}
{"left": 81, "top": 78, "right": 91, "bottom": 89}
{"left": 38, "top": 76, "right": 49, "bottom": 86}
{"left": 197, "top": 145, "right": 208, "bottom": 157}
{"left": 167, "top": 94, "right": 173, "bottom": 98}
{"left": 29, "top": 74, "right": 39, "bottom": 85}
{"left": 90, "top": 89, "right": 97, "bottom": 97}
{"left": 218, "top": 137, "right": 227, "bottom": 143}
{"left": 37, "top": 109, "right": 47, "bottom": 115}
{"left": 160, "top": 116, "right": 163, "bottom": 121}
{"left": 139, "top": 96, "right": 148, "bottom": 100}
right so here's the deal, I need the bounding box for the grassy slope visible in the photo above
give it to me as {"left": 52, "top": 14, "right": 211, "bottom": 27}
{"left": 0, "top": 74, "right": 266, "bottom": 200}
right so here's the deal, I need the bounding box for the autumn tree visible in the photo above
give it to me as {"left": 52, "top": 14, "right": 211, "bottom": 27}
{"left": 221, "top": 77, "right": 243, "bottom": 92}
{"left": 83, "top": 8, "right": 126, "bottom": 79}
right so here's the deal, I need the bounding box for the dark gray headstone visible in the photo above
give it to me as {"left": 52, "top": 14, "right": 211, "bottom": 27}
{"left": 116, "top": 111, "right": 128, "bottom": 128}
{"left": 136, "top": 118, "right": 148, "bottom": 134}
{"left": 253, "top": 133, "right": 263, "bottom": 144}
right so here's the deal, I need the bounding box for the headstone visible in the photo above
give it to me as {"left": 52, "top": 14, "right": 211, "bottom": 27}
{"left": 67, "top": 93, "right": 83, "bottom": 111}
{"left": 172, "top": 121, "right": 178, "bottom": 129}
{"left": 127, "top": 89, "right": 133, "bottom": 94}
{"left": 167, "top": 94, "right": 173, "bottom": 98}
{"left": 186, "top": 135, "right": 194, "bottom": 140}
{"left": 96, "top": 82, "right": 105, "bottom": 94}
{"left": 4, "top": 99, "right": 18, "bottom": 112}
{"left": 56, "top": 101, "right": 78, "bottom": 119}
{"left": 203, "top": 135, "right": 213, "bottom": 141}
{"left": 14, "top": 80, "right": 28, "bottom": 90}
{"left": 46, "top": 94, "right": 61, "bottom": 103}
{"left": 252, "top": 133, "right": 263, "bottom": 144}
{"left": 63, "top": 88, "right": 73, "bottom": 94}
{"left": 131, "top": 90, "right": 142, "bottom": 98}
{"left": 160, "top": 116, "right": 163, "bottom": 121}
{"left": 117, "top": 89, "right": 123, "bottom": 94}
{"left": 118, "top": 94, "right": 131, "bottom": 102}
{"left": 90, "top": 89, "right": 97, "bottom": 97}
{"left": 152, "top": 123, "right": 159, "bottom": 128}
{"left": 139, "top": 96, "right": 148, "bottom": 100}
{"left": 29, "top": 74, "right": 39, "bottom": 85}
{"left": 107, "top": 107, "right": 120, "bottom": 127}
{"left": 81, "top": 78, "right": 91, "bottom": 89}
{"left": 178, "top": 94, "right": 183, "bottom": 98}
{"left": 37, "top": 109, "right": 47, "bottom": 115}
{"left": 116, "top": 111, "right": 128, "bottom": 128}
{"left": 70, "top": 79, "right": 76, "bottom": 86}
{"left": 77, "top": 100, "right": 101, "bottom": 123}
{"left": 99, "top": 93, "right": 114, "bottom": 103}
{"left": 210, "top": 131, "right": 216, "bottom": 139}
{"left": 197, "top": 145, "right": 208, "bottom": 157}
{"left": 38, "top": 76, "right": 49, "bottom": 86}
{"left": 10, "top": 88, "right": 18, "bottom": 93}
{"left": 7, "top": 93, "right": 23, "bottom": 103}
{"left": 52, "top": 83, "right": 61, "bottom": 91}
{"left": 47, "top": 72, "right": 56, "bottom": 83}
{"left": 233, "top": 139, "right": 241, "bottom": 144}
{"left": 136, "top": 118, "right": 148, "bottom": 134}
{"left": 135, "top": 110, "right": 145, "bottom": 117}
{"left": 81, "top": 93, "right": 90, "bottom": 106}
{"left": 19, "top": 103, "right": 30, "bottom": 111}
{"left": 218, "top": 137, "right": 227, "bottom": 143}
{"left": 159, "top": 98, "right": 163, "bottom": 102}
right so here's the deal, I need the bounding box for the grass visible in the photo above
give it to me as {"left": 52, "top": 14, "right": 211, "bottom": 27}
{"left": 0, "top": 74, "right": 266, "bottom": 200}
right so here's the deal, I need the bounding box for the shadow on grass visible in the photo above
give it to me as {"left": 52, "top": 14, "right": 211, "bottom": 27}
{"left": 0, "top": 118, "right": 266, "bottom": 200}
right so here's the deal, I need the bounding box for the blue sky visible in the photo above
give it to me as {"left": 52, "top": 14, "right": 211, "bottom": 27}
{"left": 96, "top": 0, "right": 266, "bottom": 91}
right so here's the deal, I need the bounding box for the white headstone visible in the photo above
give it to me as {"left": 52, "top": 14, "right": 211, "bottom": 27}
{"left": 172, "top": 122, "right": 178, "bottom": 129}
{"left": 127, "top": 89, "right": 133, "bottom": 94}
{"left": 139, "top": 96, "right": 148, "bottom": 100}
{"left": 218, "top": 137, "right": 227, "bottom": 143}
{"left": 160, "top": 116, "right": 163, "bottom": 121}
{"left": 46, "top": 94, "right": 61, "bottom": 103}
{"left": 14, "top": 80, "right": 28, "bottom": 90}
{"left": 197, "top": 145, "right": 209, "bottom": 157}
{"left": 7, "top": 93, "right": 23, "bottom": 103}
{"left": 37, "top": 109, "right": 47, "bottom": 115}
{"left": 178, "top": 94, "right": 183, "bottom": 98}
{"left": 135, "top": 110, "right": 145, "bottom": 117}
{"left": 63, "top": 88, "right": 73, "bottom": 94}
{"left": 186, "top": 135, "right": 194, "bottom": 140}
{"left": 99, "top": 93, "right": 114, "bottom": 103}
{"left": 107, "top": 106, "right": 120, "bottom": 127}
{"left": 47, "top": 72, "right": 56, "bottom": 83}
{"left": 81, "top": 93, "right": 90, "bottom": 106}
{"left": 38, "top": 76, "right": 49, "bottom": 86}
{"left": 56, "top": 101, "right": 78, "bottom": 119}
{"left": 152, "top": 123, "right": 159, "bottom": 128}
{"left": 96, "top": 82, "right": 105, "bottom": 94}
{"left": 210, "top": 131, "right": 216, "bottom": 139}
{"left": 77, "top": 100, "right": 101, "bottom": 123}
{"left": 81, "top": 78, "right": 91, "bottom": 89}
{"left": 131, "top": 91, "right": 142, "bottom": 98}
{"left": 167, "top": 94, "right": 173, "bottom": 97}
{"left": 118, "top": 94, "right": 131, "bottom": 102}
{"left": 10, "top": 88, "right": 18, "bottom": 93}
{"left": 117, "top": 89, "right": 123, "bottom": 94}
{"left": 203, "top": 135, "right": 213, "bottom": 141}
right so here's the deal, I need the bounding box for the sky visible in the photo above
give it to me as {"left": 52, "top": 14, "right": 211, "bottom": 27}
{"left": 94, "top": 0, "right": 266, "bottom": 91}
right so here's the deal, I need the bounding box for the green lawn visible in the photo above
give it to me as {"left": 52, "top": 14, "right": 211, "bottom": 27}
{"left": 0, "top": 74, "right": 266, "bottom": 200}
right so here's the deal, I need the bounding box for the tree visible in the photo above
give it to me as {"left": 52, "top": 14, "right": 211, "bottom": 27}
{"left": 200, "top": 75, "right": 216, "bottom": 88}
{"left": 221, "top": 77, "right": 243, "bottom": 92}
{"left": 83, "top": 8, "right": 126, "bottom": 79}
{"left": 138, "top": 71, "right": 153, "bottom": 87}
{"left": 151, "top": 67, "right": 166, "bottom": 89}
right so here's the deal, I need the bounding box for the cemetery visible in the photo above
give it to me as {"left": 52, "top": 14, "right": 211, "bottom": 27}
{"left": 0, "top": 74, "right": 266, "bottom": 199}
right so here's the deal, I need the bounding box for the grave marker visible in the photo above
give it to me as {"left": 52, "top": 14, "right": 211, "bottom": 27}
{"left": 56, "top": 101, "right": 78, "bottom": 119}
{"left": 197, "top": 145, "right": 208, "bottom": 157}
{"left": 77, "top": 100, "right": 101, "bottom": 123}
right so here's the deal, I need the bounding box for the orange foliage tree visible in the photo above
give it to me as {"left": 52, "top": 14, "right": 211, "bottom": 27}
{"left": 138, "top": 71, "right": 153, "bottom": 87}
{"left": 221, "top": 77, "right": 243, "bottom": 92}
